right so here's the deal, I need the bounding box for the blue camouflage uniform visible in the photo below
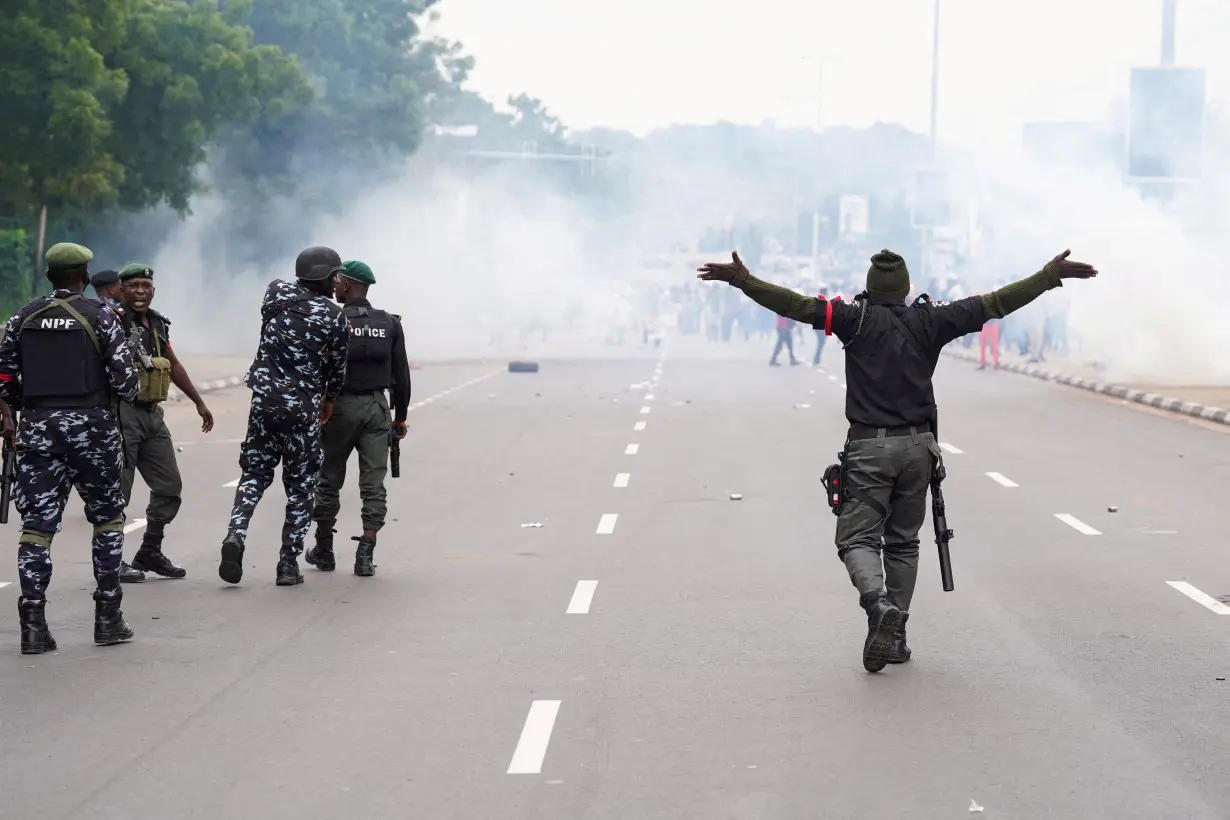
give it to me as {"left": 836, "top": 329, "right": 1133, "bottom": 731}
{"left": 0, "top": 292, "right": 141, "bottom": 602}
{"left": 226, "top": 279, "right": 348, "bottom": 556}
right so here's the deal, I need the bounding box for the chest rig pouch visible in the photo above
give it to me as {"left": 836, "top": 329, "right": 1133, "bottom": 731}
{"left": 19, "top": 295, "right": 110, "bottom": 409}
{"left": 129, "top": 314, "right": 172, "bottom": 404}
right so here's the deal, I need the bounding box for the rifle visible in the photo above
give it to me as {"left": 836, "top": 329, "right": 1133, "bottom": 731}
{"left": 1, "top": 425, "right": 15, "bottom": 526}
{"left": 928, "top": 416, "right": 955, "bottom": 591}
{"left": 389, "top": 429, "right": 401, "bottom": 479}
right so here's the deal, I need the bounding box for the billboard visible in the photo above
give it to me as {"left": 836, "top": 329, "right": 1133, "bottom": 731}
{"left": 1126, "top": 66, "right": 1205, "bottom": 180}
{"left": 838, "top": 195, "right": 870, "bottom": 237}
{"left": 911, "top": 168, "right": 954, "bottom": 229}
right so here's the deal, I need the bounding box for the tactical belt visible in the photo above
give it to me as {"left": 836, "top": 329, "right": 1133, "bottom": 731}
{"left": 340, "top": 387, "right": 387, "bottom": 395}
{"left": 847, "top": 424, "right": 925, "bottom": 441}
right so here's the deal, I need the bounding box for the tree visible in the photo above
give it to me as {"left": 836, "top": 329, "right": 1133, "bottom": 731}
{"left": 0, "top": 0, "right": 132, "bottom": 216}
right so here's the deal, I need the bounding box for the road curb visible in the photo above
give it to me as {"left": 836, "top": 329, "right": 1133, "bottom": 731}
{"left": 942, "top": 348, "right": 1230, "bottom": 426}
{"left": 167, "top": 375, "right": 245, "bottom": 403}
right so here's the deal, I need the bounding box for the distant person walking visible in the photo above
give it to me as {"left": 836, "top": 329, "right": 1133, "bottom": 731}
{"left": 770, "top": 313, "right": 800, "bottom": 366}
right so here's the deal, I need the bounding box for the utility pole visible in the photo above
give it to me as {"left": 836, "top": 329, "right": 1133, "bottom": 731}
{"left": 800, "top": 55, "right": 838, "bottom": 277}
{"left": 1161, "top": 0, "right": 1176, "bottom": 65}
{"left": 919, "top": 0, "right": 942, "bottom": 291}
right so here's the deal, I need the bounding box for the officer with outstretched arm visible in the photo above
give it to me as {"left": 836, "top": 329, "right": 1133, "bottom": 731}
{"left": 0, "top": 243, "right": 142, "bottom": 654}
{"left": 697, "top": 248, "right": 1097, "bottom": 673}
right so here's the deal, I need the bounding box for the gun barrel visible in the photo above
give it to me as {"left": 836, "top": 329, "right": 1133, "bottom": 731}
{"left": 0, "top": 448, "right": 12, "bottom": 526}
{"left": 389, "top": 434, "right": 401, "bottom": 479}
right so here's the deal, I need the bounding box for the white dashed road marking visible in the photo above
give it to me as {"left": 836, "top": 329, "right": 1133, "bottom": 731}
{"left": 624, "top": 444, "right": 639, "bottom": 455}
{"left": 1054, "top": 514, "right": 1101, "bottom": 535}
{"left": 566, "top": 581, "right": 598, "bottom": 614}
{"left": 985, "top": 472, "right": 1019, "bottom": 488}
{"left": 640, "top": 406, "right": 651, "bottom": 414}
{"left": 407, "top": 369, "right": 503, "bottom": 414}
{"left": 222, "top": 478, "right": 239, "bottom": 488}
{"left": 1166, "top": 581, "right": 1230, "bottom": 615}
{"left": 613, "top": 473, "right": 630, "bottom": 488}
{"left": 507, "top": 700, "right": 562, "bottom": 774}
{"left": 645, "top": 394, "right": 655, "bottom": 401}
{"left": 596, "top": 514, "right": 618, "bottom": 535}
{"left": 634, "top": 421, "right": 646, "bottom": 431}
{"left": 939, "top": 442, "right": 963, "bottom": 455}
{"left": 0, "top": 582, "right": 10, "bottom": 590}
{"left": 123, "top": 518, "right": 147, "bottom": 535}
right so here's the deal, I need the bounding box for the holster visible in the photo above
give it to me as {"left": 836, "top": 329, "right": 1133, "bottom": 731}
{"left": 822, "top": 445, "right": 887, "bottom": 520}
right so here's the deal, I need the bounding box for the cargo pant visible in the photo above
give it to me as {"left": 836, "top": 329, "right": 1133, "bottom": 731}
{"left": 14, "top": 409, "right": 127, "bottom": 602}
{"left": 834, "top": 427, "right": 940, "bottom": 612}
{"left": 313, "top": 391, "right": 391, "bottom": 532}
{"left": 228, "top": 395, "right": 323, "bottom": 555}
{"left": 118, "top": 401, "right": 182, "bottom": 538}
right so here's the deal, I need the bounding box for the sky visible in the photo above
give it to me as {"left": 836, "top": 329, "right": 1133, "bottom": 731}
{"left": 431, "top": 0, "right": 1230, "bottom": 152}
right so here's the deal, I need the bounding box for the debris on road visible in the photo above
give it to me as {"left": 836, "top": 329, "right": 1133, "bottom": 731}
{"left": 794, "top": 403, "right": 811, "bottom": 409}
{"left": 969, "top": 799, "right": 984, "bottom": 813}
{"left": 729, "top": 493, "right": 743, "bottom": 501}
{"left": 508, "top": 361, "right": 539, "bottom": 373}
{"left": 1108, "top": 505, "right": 1119, "bottom": 513}
{"left": 520, "top": 522, "right": 543, "bottom": 528}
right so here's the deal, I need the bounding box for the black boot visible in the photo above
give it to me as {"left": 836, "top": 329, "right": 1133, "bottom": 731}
{"left": 19, "top": 598, "right": 57, "bottom": 655}
{"left": 276, "top": 552, "right": 304, "bottom": 586}
{"left": 218, "top": 533, "right": 245, "bottom": 585}
{"left": 119, "top": 561, "right": 146, "bottom": 584}
{"left": 859, "top": 591, "right": 903, "bottom": 673}
{"left": 304, "top": 525, "right": 336, "bottom": 571}
{"left": 888, "top": 612, "right": 912, "bottom": 664}
{"left": 353, "top": 535, "right": 376, "bottom": 577}
{"left": 93, "top": 592, "right": 134, "bottom": 646}
{"left": 131, "top": 532, "right": 187, "bottom": 579}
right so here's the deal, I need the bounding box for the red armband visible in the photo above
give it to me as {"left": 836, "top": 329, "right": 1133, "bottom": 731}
{"left": 824, "top": 299, "right": 834, "bottom": 336}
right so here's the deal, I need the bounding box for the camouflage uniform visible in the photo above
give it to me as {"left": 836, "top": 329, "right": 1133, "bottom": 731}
{"left": 222, "top": 278, "right": 347, "bottom": 578}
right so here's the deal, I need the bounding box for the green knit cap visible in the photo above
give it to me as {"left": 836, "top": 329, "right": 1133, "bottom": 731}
{"left": 865, "top": 249, "right": 911, "bottom": 302}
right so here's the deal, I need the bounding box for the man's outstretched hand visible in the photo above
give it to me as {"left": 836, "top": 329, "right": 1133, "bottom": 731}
{"left": 1047, "top": 250, "right": 1098, "bottom": 280}
{"left": 696, "top": 251, "right": 751, "bottom": 283}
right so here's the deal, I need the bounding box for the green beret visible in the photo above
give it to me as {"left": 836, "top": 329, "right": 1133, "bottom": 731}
{"left": 118, "top": 263, "right": 154, "bottom": 281}
{"left": 340, "top": 260, "right": 375, "bottom": 286}
{"left": 45, "top": 242, "right": 93, "bottom": 270}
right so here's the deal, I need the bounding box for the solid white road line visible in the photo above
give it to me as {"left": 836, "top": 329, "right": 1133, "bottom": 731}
{"left": 566, "top": 581, "right": 598, "bottom": 614}
{"left": 613, "top": 473, "right": 630, "bottom": 488}
{"left": 985, "top": 472, "right": 1019, "bottom": 488}
{"left": 123, "top": 518, "right": 147, "bottom": 535}
{"left": 640, "top": 406, "right": 652, "bottom": 414}
{"left": 1166, "top": 581, "right": 1230, "bottom": 615}
{"left": 407, "top": 368, "right": 503, "bottom": 414}
{"left": 634, "top": 421, "right": 646, "bottom": 431}
{"left": 939, "top": 442, "right": 963, "bottom": 455}
{"left": 596, "top": 514, "right": 618, "bottom": 535}
{"left": 624, "top": 443, "right": 639, "bottom": 455}
{"left": 507, "top": 700, "right": 562, "bottom": 774}
{"left": 222, "top": 478, "right": 239, "bottom": 488}
{"left": 1054, "top": 514, "right": 1101, "bottom": 535}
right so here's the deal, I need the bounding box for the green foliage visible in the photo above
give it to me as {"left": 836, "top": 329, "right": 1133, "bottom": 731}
{"left": 0, "top": 229, "right": 32, "bottom": 318}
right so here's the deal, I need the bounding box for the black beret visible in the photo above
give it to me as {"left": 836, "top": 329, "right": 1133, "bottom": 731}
{"left": 90, "top": 269, "right": 119, "bottom": 288}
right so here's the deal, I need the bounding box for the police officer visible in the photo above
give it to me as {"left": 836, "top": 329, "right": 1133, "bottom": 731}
{"left": 0, "top": 242, "right": 142, "bottom": 653}
{"left": 306, "top": 261, "right": 411, "bottom": 577}
{"left": 90, "top": 269, "right": 123, "bottom": 310}
{"left": 218, "top": 246, "right": 349, "bottom": 587}
{"left": 697, "top": 248, "right": 1098, "bottom": 672}
{"left": 113, "top": 263, "right": 215, "bottom": 583}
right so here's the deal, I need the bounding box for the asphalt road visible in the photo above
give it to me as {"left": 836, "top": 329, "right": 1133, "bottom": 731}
{"left": 2, "top": 335, "right": 1230, "bottom": 820}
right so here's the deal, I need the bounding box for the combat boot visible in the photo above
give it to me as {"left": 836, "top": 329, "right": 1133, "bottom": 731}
{"left": 93, "top": 592, "right": 134, "bottom": 646}
{"left": 131, "top": 532, "right": 187, "bottom": 579}
{"left": 119, "top": 561, "right": 146, "bottom": 584}
{"left": 218, "top": 533, "right": 245, "bottom": 585}
{"left": 859, "top": 591, "right": 903, "bottom": 673}
{"left": 304, "top": 525, "right": 336, "bottom": 571}
{"left": 18, "top": 598, "right": 57, "bottom": 655}
{"left": 352, "top": 535, "right": 376, "bottom": 577}
{"left": 888, "top": 612, "right": 912, "bottom": 664}
{"left": 276, "top": 551, "right": 304, "bottom": 586}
